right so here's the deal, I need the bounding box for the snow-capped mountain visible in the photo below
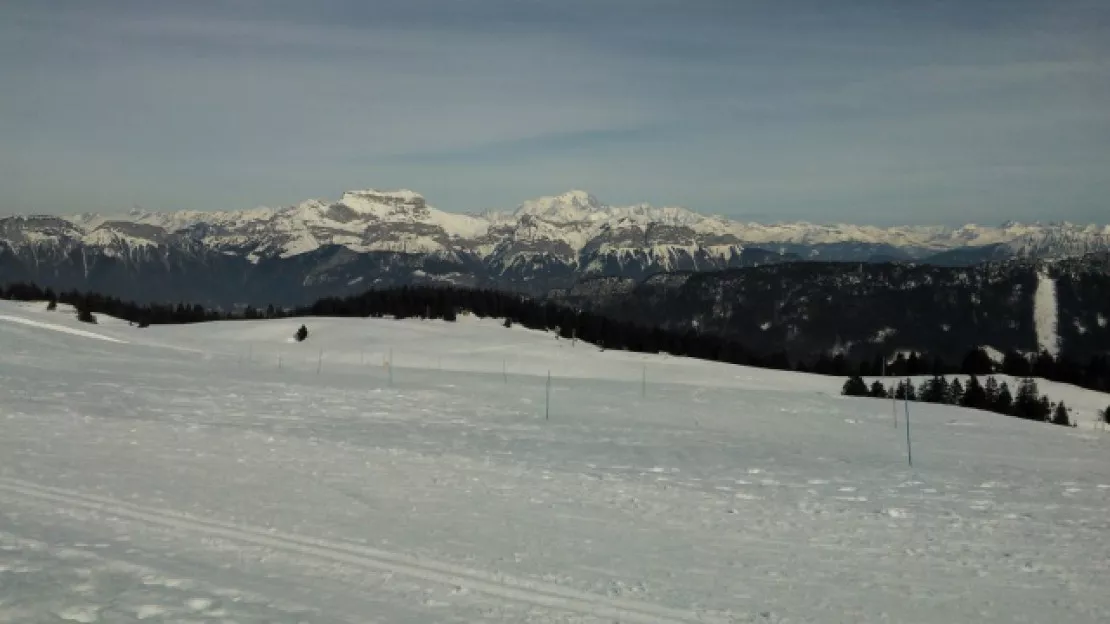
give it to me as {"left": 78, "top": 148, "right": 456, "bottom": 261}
{"left": 1, "top": 187, "right": 1107, "bottom": 306}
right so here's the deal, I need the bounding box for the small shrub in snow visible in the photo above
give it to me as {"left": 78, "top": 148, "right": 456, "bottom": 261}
{"left": 46, "top": 299, "right": 57, "bottom": 311}
{"left": 294, "top": 324, "right": 309, "bottom": 342}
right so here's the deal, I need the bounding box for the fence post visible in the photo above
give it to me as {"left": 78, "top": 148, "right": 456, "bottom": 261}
{"left": 904, "top": 377, "right": 913, "bottom": 467}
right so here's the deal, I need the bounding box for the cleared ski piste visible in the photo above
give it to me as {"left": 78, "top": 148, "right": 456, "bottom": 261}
{"left": 1, "top": 300, "right": 1109, "bottom": 623}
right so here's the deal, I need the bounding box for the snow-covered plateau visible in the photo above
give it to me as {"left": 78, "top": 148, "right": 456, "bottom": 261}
{"left": 2, "top": 300, "right": 1109, "bottom": 623}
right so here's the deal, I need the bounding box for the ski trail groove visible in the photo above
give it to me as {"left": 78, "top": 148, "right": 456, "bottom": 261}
{"left": 0, "top": 477, "right": 708, "bottom": 624}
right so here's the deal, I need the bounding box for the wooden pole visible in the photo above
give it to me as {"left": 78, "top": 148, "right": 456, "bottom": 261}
{"left": 904, "top": 378, "right": 913, "bottom": 467}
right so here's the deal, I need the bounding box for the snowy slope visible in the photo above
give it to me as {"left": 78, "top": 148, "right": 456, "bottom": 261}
{"left": 2, "top": 301, "right": 1110, "bottom": 623}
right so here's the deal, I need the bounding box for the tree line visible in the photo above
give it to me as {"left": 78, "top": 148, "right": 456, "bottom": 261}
{"left": 2, "top": 281, "right": 1110, "bottom": 402}
{"left": 841, "top": 373, "right": 1109, "bottom": 428}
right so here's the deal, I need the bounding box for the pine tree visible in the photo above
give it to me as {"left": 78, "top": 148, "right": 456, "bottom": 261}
{"left": 961, "top": 375, "right": 989, "bottom": 410}
{"left": 994, "top": 382, "right": 1014, "bottom": 415}
{"left": 869, "top": 380, "right": 888, "bottom": 398}
{"left": 294, "top": 324, "right": 309, "bottom": 342}
{"left": 842, "top": 375, "right": 869, "bottom": 397}
{"left": 921, "top": 375, "right": 950, "bottom": 404}
{"left": 1051, "top": 402, "right": 1071, "bottom": 427}
{"left": 76, "top": 307, "right": 96, "bottom": 324}
{"left": 947, "top": 378, "right": 964, "bottom": 405}
{"left": 1014, "top": 378, "right": 1042, "bottom": 420}
{"left": 1037, "top": 396, "right": 1052, "bottom": 422}
{"left": 983, "top": 376, "right": 1000, "bottom": 406}
{"left": 1102, "top": 405, "right": 1110, "bottom": 426}
{"left": 961, "top": 348, "right": 995, "bottom": 375}
{"left": 46, "top": 299, "right": 57, "bottom": 311}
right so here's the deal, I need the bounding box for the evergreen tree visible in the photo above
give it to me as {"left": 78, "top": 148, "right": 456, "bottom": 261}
{"left": 46, "top": 299, "right": 57, "bottom": 311}
{"left": 1102, "top": 405, "right": 1110, "bottom": 426}
{"left": 1002, "top": 351, "right": 1031, "bottom": 377}
{"left": 983, "top": 376, "right": 1000, "bottom": 406}
{"left": 1032, "top": 350, "right": 1056, "bottom": 379}
{"left": 841, "top": 375, "right": 869, "bottom": 397}
{"left": 1014, "top": 378, "right": 1042, "bottom": 420}
{"left": 906, "top": 353, "right": 922, "bottom": 376}
{"left": 947, "top": 378, "right": 964, "bottom": 405}
{"left": 1037, "top": 396, "right": 1052, "bottom": 422}
{"left": 869, "top": 380, "right": 888, "bottom": 398}
{"left": 961, "top": 348, "right": 995, "bottom": 375}
{"left": 994, "top": 382, "right": 1014, "bottom": 415}
{"left": 76, "top": 307, "right": 96, "bottom": 324}
{"left": 294, "top": 325, "right": 309, "bottom": 342}
{"left": 891, "top": 353, "right": 907, "bottom": 377}
{"left": 961, "top": 375, "right": 989, "bottom": 410}
{"left": 1051, "top": 402, "right": 1071, "bottom": 427}
{"left": 921, "top": 375, "right": 950, "bottom": 404}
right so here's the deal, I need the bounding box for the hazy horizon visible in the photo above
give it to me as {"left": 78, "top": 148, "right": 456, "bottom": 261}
{"left": 3, "top": 1, "right": 1108, "bottom": 226}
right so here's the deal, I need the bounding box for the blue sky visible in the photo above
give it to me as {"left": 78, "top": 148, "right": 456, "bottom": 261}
{"left": 2, "top": 0, "right": 1108, "bottom": 224}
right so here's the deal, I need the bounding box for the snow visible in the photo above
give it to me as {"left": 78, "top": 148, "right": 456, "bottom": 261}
{"left": 12, "top": 189, "right": 1110, "bottom": 263}
{"left": 0, "top": 312, "right": 126, "bottom": 343}
{"left": 2, "top": 300, "right": 1110, "bottom": 623}
{"left": 1034, "top": 272, "right": 1060, "bottom": 357}
{"left": 870, "top": 327, "right": 897, "bottom": 343}
{"left": 981, "top": 345, "right": 1005, "bottom": 364}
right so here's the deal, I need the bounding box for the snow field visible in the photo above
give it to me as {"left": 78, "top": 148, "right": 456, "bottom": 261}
{"left": 2, "top": 300, "right": 1110, "bottom": 622}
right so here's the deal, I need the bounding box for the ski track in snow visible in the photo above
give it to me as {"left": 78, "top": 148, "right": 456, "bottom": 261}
{"left": 1034, "top": 272, "right": 1060, "bottom": 357}
{"left": 0, "top": 314, "right": 126, "bottom": 343}
{"left": 2, "top": 300, "right": 1110, "bottom": 622}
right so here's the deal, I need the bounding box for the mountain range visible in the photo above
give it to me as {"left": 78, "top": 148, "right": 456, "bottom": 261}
{"left": 2, "top": 188, "right": 1109, "bottom": 306}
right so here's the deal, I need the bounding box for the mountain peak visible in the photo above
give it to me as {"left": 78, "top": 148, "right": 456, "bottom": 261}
{"left": 514, "top": 190, "right": 605, "bottom": 221}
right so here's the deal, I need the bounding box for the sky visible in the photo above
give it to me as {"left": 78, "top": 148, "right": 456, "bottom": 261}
{"left": 1, "top": 0, "right": 1108, "bottom": 225}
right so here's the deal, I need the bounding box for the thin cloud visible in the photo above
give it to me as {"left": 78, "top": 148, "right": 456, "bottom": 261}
{"left": 0, "top": 0, "right": 1107, "bottom": 225}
